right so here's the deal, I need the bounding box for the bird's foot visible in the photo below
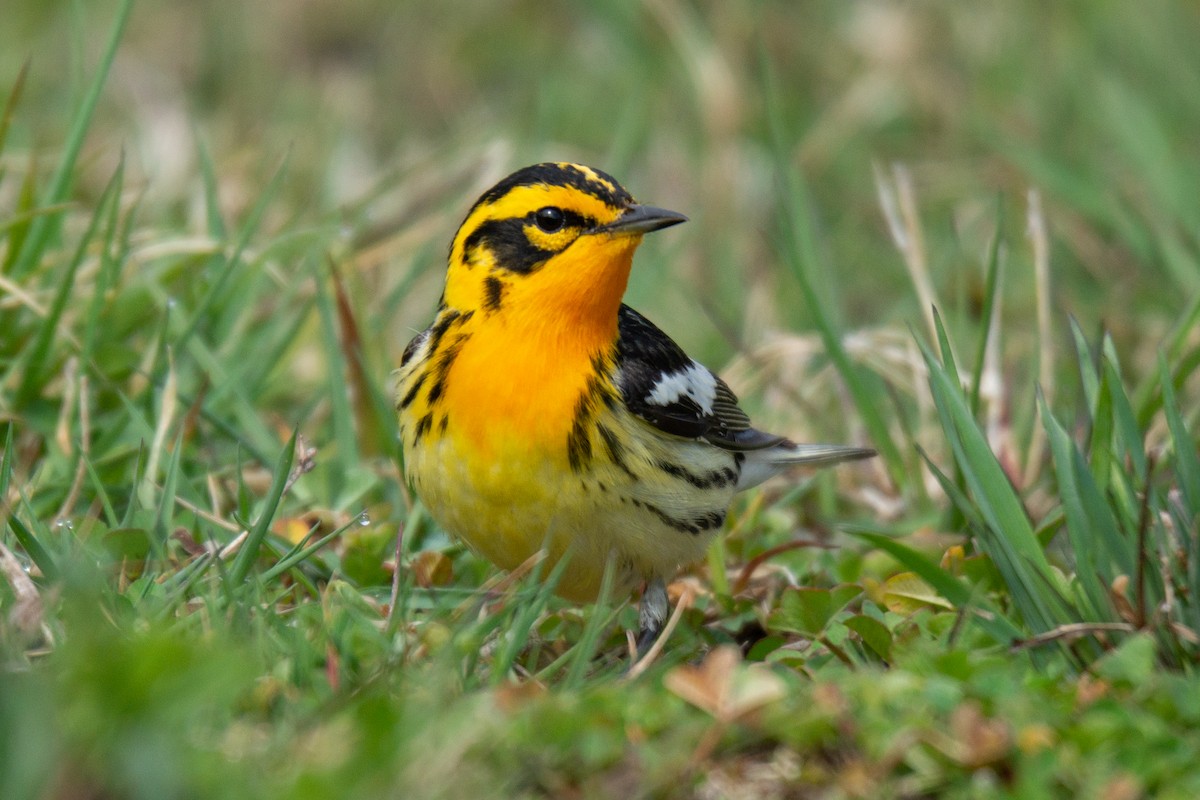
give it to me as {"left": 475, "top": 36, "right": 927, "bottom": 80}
{"left": 635, "top": 576, "right": 669, "bottom": 656}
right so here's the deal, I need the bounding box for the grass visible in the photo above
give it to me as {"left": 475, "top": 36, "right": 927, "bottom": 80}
{"left": 5, "top": 1, "right": 1200, "bottom": 797}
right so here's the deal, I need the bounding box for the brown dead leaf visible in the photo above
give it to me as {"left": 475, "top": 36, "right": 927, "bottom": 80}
{"left": 492, "top": 680, "right": 547, "bottom": 713}
{"left": 940, "top": 544, "right": 966, "bottom": 574}
{"left": 273, "top": 517, "right": 313, "bottom": 545}
{"left": 411, "top": 551, "right": 453, "bottom": 588}
{"left": 664, "top": 645, "right": 785, "bottom": 723}
{"left": 1101, "top": 773, "right": 1143, "bottom": 800}
{"left": 1016, "top": 723, "right": 1056, "bottom": 754}
{"left": 949, "top": 701, "right": 1011, "bottom": 768}
{"left": 665, "top": 646, "right": 738, "bottom": 716}
{"left": 1076, "top": 674, "right": 1110, "bottom": 708}
{"left": 1109, "top": 575, "right": 1139, "bottom": 624}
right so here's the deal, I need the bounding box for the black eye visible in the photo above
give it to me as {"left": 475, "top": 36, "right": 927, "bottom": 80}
{"left": 534, "top": 206, "right": 565, "bottom": 233}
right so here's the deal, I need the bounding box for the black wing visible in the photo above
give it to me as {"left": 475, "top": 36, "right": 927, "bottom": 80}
{"left": 614, "top": 305, "right": 787, "bottom": 451}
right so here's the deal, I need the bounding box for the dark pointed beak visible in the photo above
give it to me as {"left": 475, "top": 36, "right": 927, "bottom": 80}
{"left": 597, "top": 204, "right": 688, "bottom": 236}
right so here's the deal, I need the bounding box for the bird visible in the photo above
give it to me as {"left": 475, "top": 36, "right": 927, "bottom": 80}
{"left": 394, "top": 162, "right": 875, "bottom": 652}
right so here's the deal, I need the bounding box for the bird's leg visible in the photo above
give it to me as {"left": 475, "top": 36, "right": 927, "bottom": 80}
{"left": 636, "top": 576, "right": 669, "bottom": 654}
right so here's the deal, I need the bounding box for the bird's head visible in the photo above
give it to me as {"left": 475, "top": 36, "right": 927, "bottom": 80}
{"left": 441, "top": 162, "right": 686, "bottom": 332}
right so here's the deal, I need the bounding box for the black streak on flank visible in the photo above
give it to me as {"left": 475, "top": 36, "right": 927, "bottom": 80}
{"left": 597, "top": 424, "right": 637, "bottom": 481}
{"left": 655, "top": 460, "right": 737, "bottom": 490}
{"left": 484, "top": 275, "right": 505, "bottom": 312}
{"left": 397, "top": 370, "right": 426, "bottom": 410}
{"left": 425, "top": 332, "right": 472, "bottom": 406}
{"left": 413, "top": 413, "right": 434, "bottom": 442}
{"left": 423, "top": 309, "right": 470, "bottom": 362}
{"left": 567, "top": 395, "right": 594, "bottom": 473}
{"left": 566, "top": 371, "right": 615, "bottom": 473}
{"left": 630, "top": 499, "right": 726, "bottom": 536}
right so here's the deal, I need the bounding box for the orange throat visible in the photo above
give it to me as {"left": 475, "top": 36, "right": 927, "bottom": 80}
{"left": 436, "top": 235, "right": 637, "bottom": 460}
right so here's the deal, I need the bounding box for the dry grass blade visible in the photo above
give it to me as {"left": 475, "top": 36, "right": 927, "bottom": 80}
{"left": 141, "top": 348, "right": 178, "bottom": 506}
{"left": 0, "top": 539, "right": 50, "bottom": 646}
{"left": 55, "top": 369, "right": 91, "bottom": 521}
{"left": 1022, "top": 189, "right": 1053, "bottom": 488}
{"left": 875, "top": 161, "right": 937, "bottom": 346}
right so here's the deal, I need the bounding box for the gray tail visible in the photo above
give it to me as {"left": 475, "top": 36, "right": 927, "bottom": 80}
{"left": 736, "top": 442, "right": 876, "bottom": 490}
{"left": 777, "top": 442, "right": 877, "bottom": 467}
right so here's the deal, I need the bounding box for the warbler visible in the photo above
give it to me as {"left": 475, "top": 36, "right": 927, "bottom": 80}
{"left": 395, "top": 162, "right": 874, "bottom": 649}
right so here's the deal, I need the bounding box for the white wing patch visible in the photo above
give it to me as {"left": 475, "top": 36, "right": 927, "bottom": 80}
{"left": 645, "top": 361, "right": 718, "bottom": 415}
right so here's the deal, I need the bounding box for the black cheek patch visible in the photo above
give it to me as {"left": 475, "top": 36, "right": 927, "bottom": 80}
{"left": 465, "top": 218, "right": 554, "bottom": 274}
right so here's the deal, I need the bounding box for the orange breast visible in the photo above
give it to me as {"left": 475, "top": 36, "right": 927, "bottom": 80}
{"left": 440, "top": 322, "right": 598, "bottom": 463}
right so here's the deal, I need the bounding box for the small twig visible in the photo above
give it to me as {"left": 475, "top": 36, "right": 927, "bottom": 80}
{"left": 218, "top": 530, "right": 249, "bottom": 559}
{"left": 1009, "top": 622, "right": 1135, "bottom": 652}
{"left": 626, "top": 584, "right": 695, "bottom": 680}
{"left": 1170, "top": 622, "right": 1200, "bottom": 645}
{"left": 732, "top": 538, "right": 834, "bottom": 595}
{"left": 171, "top": 494, "right": 243, "bottom": 533}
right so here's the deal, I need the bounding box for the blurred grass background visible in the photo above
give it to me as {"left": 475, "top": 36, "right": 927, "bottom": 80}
{"left": 5, "top": 1, "right": 1200, "bottom": 797}
{"left": 8, "top": 0, "right": 1199, "bottom": 358}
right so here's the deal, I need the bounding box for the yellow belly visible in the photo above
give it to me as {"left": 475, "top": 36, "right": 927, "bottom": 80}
{"left": 405, "top": 406, "right": 735, "bottom": 603}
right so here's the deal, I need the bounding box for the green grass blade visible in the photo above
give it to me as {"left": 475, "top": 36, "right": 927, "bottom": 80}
{"left": 0, "top": 425, "right": 13, "bottom": 502}
{"left": 193, "top": 130, "right": 227, "bottom": 240}
{"left": 0, "top": 160, "right": 39, "bottom": 278}
{"left": 81, "top": 455, "right": 119, "bottom": 528}
{"left": 172, "top": 152, "right": 291, "bottom": 356}
{"left": 1103, "top": 356, "right": 1148, "bottom": 482}
{"left": 562, "top": 555, "right": 620, "bottom": 690}
{"left": 1040, "top": 393, "right": 1129, "bottom": 618}
{"left": 1069, "top": 317, "right": 1100, "bottom": 414}
{"left": 14, "top": 156, "right": 124, "bottom": 408}
{"left": 228, "top": 430, "right": 297, "bottom": 586}
{"left": 969, "top": 205, "right": 1003, "bottom": 415}
{"left": 5, "top": 515, "right": 58, "bottom": 582}
{"left": 152, "top": 431, "right": 185, "bottom": 558}
{"left": 1160, "top": 354, "right": 1200, "bottom": 522}
{"left": 917, "top": 444, "right": 985, "bottom": 532}
{"left": 1089, "top": 356, "right": 1116, "bottom": 494}
{"left": 81, "top": 154, "right": 131, "bottom": 366}
{"left": 260, "top": 516, "right": 360, "bottom": 582}
{"left": 919, "top": 334, "right": 1070, "bottom": 633}
{"left": 313, "top": 262, "right": 358, "bottom": 498}
{"left": 8, "top": 0, "right": 132, "bottom": 279}
{"left": 0, "top": 58, "right": 29, "bottom": 160}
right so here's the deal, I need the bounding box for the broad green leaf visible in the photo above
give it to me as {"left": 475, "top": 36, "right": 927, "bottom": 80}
{"left": 844, "top": 527, "right": 1023, "bottom": 645}
{"left": 769, "top": 585, "right": 861, "bottom": 637}
{"left": 843, "top": 614, "right": 893, "bottom": 660}
{"left": 878, "top": 572, "right": 954, "bottom": 614}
